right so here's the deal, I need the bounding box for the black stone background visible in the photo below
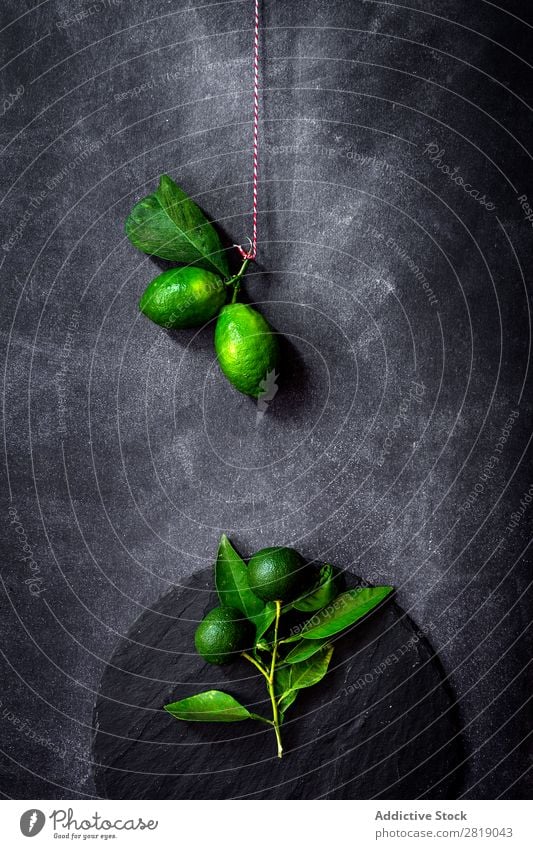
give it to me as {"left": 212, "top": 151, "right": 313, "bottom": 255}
{"left": 93, "top": 569, "right": 465, "bottom": 799}
{"left": 0, "top": 0, "right": 531, "bottom": 800}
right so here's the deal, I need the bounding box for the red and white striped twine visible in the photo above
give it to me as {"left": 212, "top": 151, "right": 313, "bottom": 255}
{"left": 235, "top": 0, "right": 260, "bottom": 261}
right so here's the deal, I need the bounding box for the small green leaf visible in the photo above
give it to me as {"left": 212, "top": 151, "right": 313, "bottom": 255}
{"left": 254, "top": 601, "right": 277, "bottom": 642}
{"left": 278, "top": 689, "right": 298, "bottom": 719}
{"left": 215, "top": 535, "right": 265, "bottom": 626}
{"left": 292, "top": 563, "right": 339, "bottom": 612}
{"left": 274, "top": 666, "right": 298, "bottom": 720}
{"left": 287, "top": 645, "right": 334, "bottom": 691}
{"left": 125, "top": 175, "right": 229, "bottom": 276}
{"left": 164, "top": 690, "right": 254, "bottom": 722}
{"left": 289, "top": 586, "right": 394, "bottom": 641}
{"left": 284, "top": 637, "right": 330, "bottom": 664}
{"left": 275, "top": 647, "right": 333, "bottom": 720}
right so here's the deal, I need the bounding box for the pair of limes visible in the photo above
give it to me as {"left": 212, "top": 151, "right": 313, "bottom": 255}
{"left": 195, "top": 546, "right": 304, "bottom": 664}
{"left": 139, "top": 266, "right": 279, "bottom": 397}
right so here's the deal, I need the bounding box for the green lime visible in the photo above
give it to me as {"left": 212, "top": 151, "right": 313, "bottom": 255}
{"left": 194, "top": 606, "right": 252, "bottom": 665}
{"left": 247, "top": 547, "right": 306, "bottom": 602}
{"left": 214, "top": 303, "right": 279, "bottom": 397}
{"left": 139, "top": 266, "right": 226, "bottom": 328}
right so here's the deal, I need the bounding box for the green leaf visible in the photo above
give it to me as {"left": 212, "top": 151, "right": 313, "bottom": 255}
{"left": 254, "top": 601, "right": 277, "bottom": 642}
{"left": 287, "top": 645, "right": 334, "bottom": 691}
{"left": 274, "top": 665, "right": 296, "bottom": 719}
{"left": 278, "top": 689, "right": 298, "bottom": 719}
{"left": 288, "top": 586, "right": 394, "bottom": 641}
{"left": 275, "top": 647, "right": 334, "bottom": 720}
{"left": 284, "top": 637, "right": 330, "bottom": 664}
{"left": 164, "top": 690, "right": 257, "bottom": 722}
{"left": 292, "top": 563, "right": 338, "bottom": 612}
{"left": 215, "top": 535, "right": 265, "bottom": 626}
{"left": 125, "top": 175, "right": 229, "bottom": 276}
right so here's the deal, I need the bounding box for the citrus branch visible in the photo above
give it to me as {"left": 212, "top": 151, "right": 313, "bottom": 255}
{"left": 266, "top": 600, "right": 283, "bottom": 758}
{"left": 225, "top": 257, "right": 250, "bottom": 303}
{"left": 242, "top": 602, "right": 283, "bottom": 757}
{"left": 241, "top": 651, "right": 269, "bottom": 681}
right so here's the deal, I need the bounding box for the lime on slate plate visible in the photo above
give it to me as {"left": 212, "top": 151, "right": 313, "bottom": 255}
{"left": 194, "top": 606, "right": 253, "bottom": 665}
{"left": 247, "top": 546, "right": 306, "bottom": 602}
{"left": 214, "top": 303, "right": 279, "bottom": 397}
{"left": 139, "top": 266, "right": 226, "bottom": 329}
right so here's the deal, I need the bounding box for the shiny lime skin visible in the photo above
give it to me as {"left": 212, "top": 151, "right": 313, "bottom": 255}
{"left": 194, "top": 606, "right": 253, "bottom": 665}
{"left": 214, "top": 303, "right": 279, "bottom": 397}
{"left": 247, "top": 547, "right": 306, "bottom": 602}
{"left": 139, "top": 266, "right": 226, "bottom": 328}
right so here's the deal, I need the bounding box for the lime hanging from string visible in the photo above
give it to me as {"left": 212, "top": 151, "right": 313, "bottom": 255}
{"left": 124, "top": 0, "right": 280, "bottom": 399}
{"left": 215, "top": 302, "right": 279, "bottom": 397}
{"left": 139, "top": 266, "right": 226, "bottom": 329}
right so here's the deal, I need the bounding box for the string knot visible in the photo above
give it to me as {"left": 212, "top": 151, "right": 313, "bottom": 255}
{"left": 234, "top": 237, "right": 255, "bottom": 261}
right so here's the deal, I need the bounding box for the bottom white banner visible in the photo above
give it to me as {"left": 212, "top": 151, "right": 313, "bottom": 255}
{"left": 2, "top": 799, "right": 530, "bottom": 848}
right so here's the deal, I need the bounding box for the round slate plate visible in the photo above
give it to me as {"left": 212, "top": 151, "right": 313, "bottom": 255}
{"left": 93, "top": 570, "right": 464, "bottom": 799}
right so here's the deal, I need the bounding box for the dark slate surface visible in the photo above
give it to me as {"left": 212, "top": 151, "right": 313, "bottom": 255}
{"left": 0, "top": 0, "right": 531, "bottom": 799}
{"left": 93, "top": 569, "right": 463, "bottom": 799}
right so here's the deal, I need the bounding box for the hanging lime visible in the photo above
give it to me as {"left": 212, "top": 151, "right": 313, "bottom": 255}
{"left": 214, "top": 303, "right": 279, "bottom": 397}
{"left": 139, "top": 266, "right": 226, "bottom": 328}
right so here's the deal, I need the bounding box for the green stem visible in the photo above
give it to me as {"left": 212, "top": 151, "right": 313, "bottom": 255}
{"left": 250, "top": 714, "right": 274, "bottom": 726}
{"left": 225, "top": 257, "right": 250, "bottom": 304}
{"left": 242, "top": 602, "right": 283, "bottom": 758}
{"left": 267, "top": 600, "right": 283, "bottom": 758}
{"left": 269, "top": 600, "right": 281, "bottom": 680}
{"left": 242, "top": 651, "right": 270, "bottom": 681}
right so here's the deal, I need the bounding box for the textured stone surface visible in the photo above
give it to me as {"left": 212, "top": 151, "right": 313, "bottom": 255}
{"left": 0, "top": 0, "right": 531, "bottom": 799}
{"left": 93, "top": 570, "right": 463, "bottom": 799}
